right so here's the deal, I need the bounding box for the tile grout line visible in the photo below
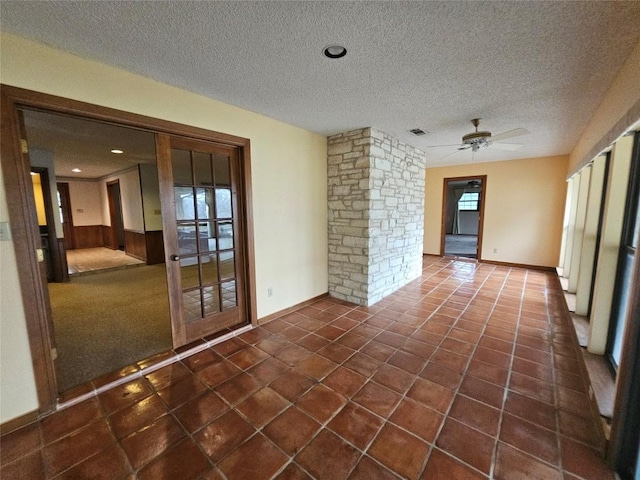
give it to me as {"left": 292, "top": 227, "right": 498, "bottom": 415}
{"left": 489, "top": 268, "right": 527, "bottom": 479}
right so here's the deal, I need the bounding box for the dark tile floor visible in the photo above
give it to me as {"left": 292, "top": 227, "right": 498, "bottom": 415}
{"left": 1, "top": 257, "right": 615, "bottom": 479}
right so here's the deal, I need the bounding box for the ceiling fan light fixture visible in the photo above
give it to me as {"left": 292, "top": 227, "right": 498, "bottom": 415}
{"left": 462, "top": 130, "right": 492, "bottom": 151}
{"left": 462, "top": 119, "right": 492, "bottom": 151}
{"left": 323, "top": 45, "right": 347, "bottom": 59}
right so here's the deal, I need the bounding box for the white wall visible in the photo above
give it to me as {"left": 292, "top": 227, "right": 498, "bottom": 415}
{"left": 100, "top": 168, "right": 145, "bottom": 231}
{"left": 66, "top": 179, "right": 103, "bottom": 226}
{"left": 0, "top": 33, "right": 327, "bottom": 422}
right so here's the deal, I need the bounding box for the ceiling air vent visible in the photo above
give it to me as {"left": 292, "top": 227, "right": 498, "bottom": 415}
{"left": 409, "top": 128, "right": 428, "bottom": 136}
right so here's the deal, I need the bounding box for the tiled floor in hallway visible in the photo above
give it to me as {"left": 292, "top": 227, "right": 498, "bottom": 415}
{"left": 1, "top": 256, "right": 615, "bottom": 479}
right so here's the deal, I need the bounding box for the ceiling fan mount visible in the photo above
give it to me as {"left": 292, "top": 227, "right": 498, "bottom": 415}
{"left": 461, "top": 118, "right": 492, "bottom": 152}
{"left": 426, "top": 119, "right": 530, "bottom": 158}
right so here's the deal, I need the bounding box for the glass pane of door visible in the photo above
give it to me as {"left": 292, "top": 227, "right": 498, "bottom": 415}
{"left": 170, "top": 147, "right": 240, "bottom": 326}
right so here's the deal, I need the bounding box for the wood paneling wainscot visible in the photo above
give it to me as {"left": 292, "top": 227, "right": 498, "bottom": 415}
{"left": 123, "top": 230, "right": 165, "bottom": 264}
{"left": 102, "top": 225, "right": 117, "bottom": 250}
{"left": 72, "top": 225, "right": 103, "bottom": 249}
{"left": 145, "top": 230, "right": 165, "bottom": 265}
{"left": 124, "top": 230, "right": 147, "bottom": 261}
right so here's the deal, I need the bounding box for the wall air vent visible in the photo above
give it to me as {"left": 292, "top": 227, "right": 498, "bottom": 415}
{"left": 409, "top": 128, "right": 428, "bottom": 136}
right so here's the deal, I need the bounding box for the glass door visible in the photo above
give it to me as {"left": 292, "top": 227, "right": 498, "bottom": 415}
{"left": 157, "top": 134, "right": 247, "bottom": 347}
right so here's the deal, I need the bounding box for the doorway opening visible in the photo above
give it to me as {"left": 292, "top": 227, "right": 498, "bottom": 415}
{"left": 23, "top": 108, "right": 172, "bottom": 392}
{"left": 441, "top": 176, "right": 486, "bottom": 260}
{"left": 2, "top": 85, "right": 256, "bottom": 412}
{"left": 107, "top": 180, "right": 125, "bottom": 251}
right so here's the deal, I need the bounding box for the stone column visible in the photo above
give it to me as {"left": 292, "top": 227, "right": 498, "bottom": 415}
{"left": 327, "top": 128, "right": 426, "bottom": 306}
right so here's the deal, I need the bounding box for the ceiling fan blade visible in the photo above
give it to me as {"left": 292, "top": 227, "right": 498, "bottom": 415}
{"left": 425, "top": 144, "right": 464, "bottom": 148}
{"left": 490, "top": 128, "right": 530, "bottom": 142}
{"left": 437, "top": 149, "right": 466, "bottom": 161}
{"left": 488, "top": 142, "right": 523, "bottom": 151}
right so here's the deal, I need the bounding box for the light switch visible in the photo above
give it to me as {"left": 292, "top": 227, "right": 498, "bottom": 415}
{"left": 0, "top": 221, "right": 12, "bottom": 241}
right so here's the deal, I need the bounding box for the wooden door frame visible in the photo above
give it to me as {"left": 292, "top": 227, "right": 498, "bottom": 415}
{"left": 440, "top": 175, "right": 487, "bottom": 260}
{"left": 31, "top": 167, "right": 67, "bottom": 283}
{"left": 106, "top": 180, "right": 123, "bottom": 250}
{"left": 56, "top": 182, "right": 74, "bottom": 250}
{"left": 157, "top": 135, "right": 249, "bottom": 346}
{"left": 608, "top": 180, "right": 640, "bottom": 478}
{"left": 0, "top": 85, "right": 257, "bottom": 414}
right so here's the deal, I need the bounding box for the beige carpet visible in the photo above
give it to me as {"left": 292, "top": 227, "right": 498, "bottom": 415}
{"left": 444, "top": 234, "right": 478, "bottom": 258}
{"left": 48, "top": 264, "right": 172, "bottom": 392}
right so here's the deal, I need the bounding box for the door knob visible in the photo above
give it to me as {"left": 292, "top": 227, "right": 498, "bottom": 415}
{"left": 170, "top": 254, "right": 180, "bottom": 261}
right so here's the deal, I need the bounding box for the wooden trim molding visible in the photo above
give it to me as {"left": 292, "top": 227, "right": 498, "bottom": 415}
{"left": 102, "top": 225, "right": 116, "bottom": 249}
{"left": 0, "top": 410, "right": 39, "bottom": 436}
{"left": 0, "top": 85, "right": 251, "bottom": 148}
{"left": 0, "top": 84, "right": 256, "bottom": 412}
{"left": 469, "top": 258, "right": 556, "bottom": 272}
{"left": 1, "top": 88, "right": 58, "bottom": 414}
{"left": 55, "top": 238, "right": 69, "bottom": 282}
{"left": 121, "top": 229, "right": 164, "bottom": 264}
{"left": 123, "top": 229, "right": 147, "bottom": 261}
{"left": 440, "top": 175, "right": 487, "bottom": 260}
{"left": 432, "top": 253, "right": 557, "bottom": 272}
{"left": 145, "top": 230, "right": 165, "bottom": 265}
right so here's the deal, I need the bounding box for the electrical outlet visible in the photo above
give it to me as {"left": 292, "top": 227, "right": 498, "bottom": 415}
{"left": 493, "top": 248, "right": 498, "bottom": 253}
{"left": 267, "top": 287, "right": 273, "bottom": 297}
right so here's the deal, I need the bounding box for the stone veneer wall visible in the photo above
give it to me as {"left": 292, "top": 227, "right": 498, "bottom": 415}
{"left": 327, "top": 128, "right": 426, "bottom": 305}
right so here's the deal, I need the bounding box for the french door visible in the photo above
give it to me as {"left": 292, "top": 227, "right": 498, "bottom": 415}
{"left": 157, "top": 134, "right": 248, "bottom": 347}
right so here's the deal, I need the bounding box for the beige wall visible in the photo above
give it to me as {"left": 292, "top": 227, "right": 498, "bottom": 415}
{"left": 569, "top": 39, "right": 640, "bottom": 175}
{"left": 424, "top": 155, "right": 568, "bottom": 267}
{"left": 30, "top": 150, "right": 63, "bottom": 239}
{"left": 66, "top": 179, "right": 103, "bottom": 226}
{"left": 100, "top": 168, "right": 145, "bottom": 231}
{"left": 0, "top": 162, "right": 40, "bottom": 422}
{"left": 588, "top": 135, "right": 634, "bottom": 354}
{"left": 0, "top": 33, "right": 328, "bottom": 423}
{"left": 31, "top": 174, "right": 47, "bottom": 226}
{"left": 139, "top": 165, "right": 163, "bottom": 231}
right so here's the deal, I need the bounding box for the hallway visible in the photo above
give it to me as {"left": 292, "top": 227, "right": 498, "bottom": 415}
{"left": 1, "top": 256, "right": 612, "bottom": 479}
{"left": 66, "top": 247, "right": 144, "bottom": 276}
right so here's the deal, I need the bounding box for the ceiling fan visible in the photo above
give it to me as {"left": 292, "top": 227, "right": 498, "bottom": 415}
{"left": 428, "top": 118, "right": 529, "bottom": 153}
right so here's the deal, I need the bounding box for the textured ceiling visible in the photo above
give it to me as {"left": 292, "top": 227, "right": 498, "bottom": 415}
{"left": 2, "top": 1, "right": 640, "bottom": 167}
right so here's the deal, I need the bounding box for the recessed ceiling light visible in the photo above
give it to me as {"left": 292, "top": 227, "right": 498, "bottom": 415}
{"left": 111, "top": 149, "right": 124, "bottom": 154}
{"left": 72, "top": 168, "right": 82, "bottom": 173}
{"left": 323, "top": 45, "right": 347, "bottom": 59}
